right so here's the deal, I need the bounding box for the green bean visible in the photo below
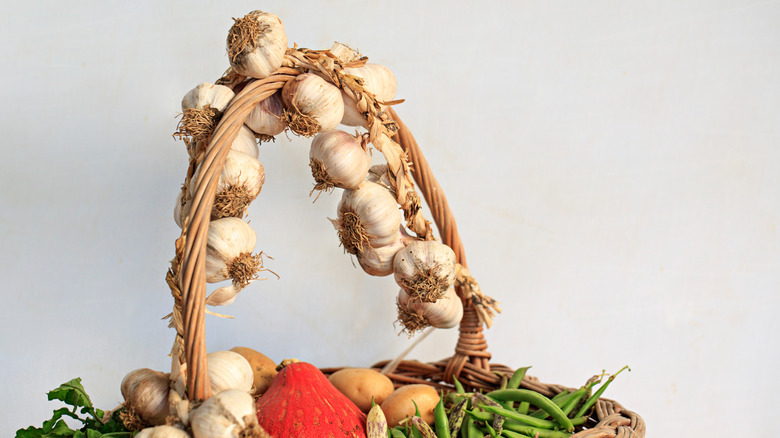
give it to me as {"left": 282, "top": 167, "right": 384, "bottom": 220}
{"left": 390, "top": 427, "right": 408, "bottom": 438}
{"left": 574, "top": 366, "right": 629, "bottom": 419}
{"left": 530, "top": 391, "right": 572, "bottom": 419}
{"left": 453, "top": 377, "right": 466, "bottom": 394}
{"left": 462, "top": 416, "right": 481, "bottom": 438}
{"left": 551, "top": 390, "right": 572, "bottom": 404}
{"left": 473, "top": 392, "right": 505, "bottom": 434}
{"left": 485, "top": 421, "right": 498, "bottom": 438}
{"left": 516, "top": 401, "right": 530, "bottom": 415}
{"left": 559, "top": 390, "right": 585, "bottom": 418}
{"left": 500, "top": 430, "right": 538, "bottom": 438}
{"left": 478, "top": 404, "right": 557, "bottom": 429}
{"left": 503, "top": 420, "right": 572, "bottom": 438}
{"left": 448, "top": 397, "right": 468, "bottom": 436}
{"left": 464, "top": 408, "right": 492, "bottom": 422}
{"left": 485, "top": 389, "right": 574, "bottom": 432}
{"left": 434, "top": 393, "right": 450, "bottom": 438}
{"left": 507, "top": 366, "right": 531, "bottom": 390}
{"left": 467, "top": 420, "right": 483, "bottom": 438}
{"left": 499, "top": 374, "right": 508, "bottom": 390}
{"left": 401, "top": 401, "right": 422, "bottom": 437}
{"left": 410, "top": 417, "right": 437, "bottom": 438}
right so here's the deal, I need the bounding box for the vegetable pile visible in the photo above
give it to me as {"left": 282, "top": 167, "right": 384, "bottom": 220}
{"left": 363, "top": 366, "right": 630, "bottom": 438}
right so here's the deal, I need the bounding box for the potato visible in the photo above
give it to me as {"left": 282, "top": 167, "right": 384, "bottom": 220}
{"left": 380, "top": 384, "right": 440, "bottom": 427}
{"left": 230, "top": 346, "right": 278, "bottom": 395}
{"left": 328, "top": 368, "right": 395, "bottom": 413}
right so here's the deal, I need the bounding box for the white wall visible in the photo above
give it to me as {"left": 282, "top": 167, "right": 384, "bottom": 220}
{"left": 1, "top": 1, "right": 778, "bottom": 436}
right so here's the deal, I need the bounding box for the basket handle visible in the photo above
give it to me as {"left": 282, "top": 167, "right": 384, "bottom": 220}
{"left": 177, "top": 70, "right": 300, "bottom": 401}
{"left": 176, "top": 72, "right": 494, "bottom": 401}
{"left": 387, "top": 107, "right": 493, "bottom": 379}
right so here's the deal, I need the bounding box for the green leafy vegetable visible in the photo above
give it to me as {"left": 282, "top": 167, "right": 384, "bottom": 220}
{"left": 15, "top": 378, "right": 132, "bottom": 438}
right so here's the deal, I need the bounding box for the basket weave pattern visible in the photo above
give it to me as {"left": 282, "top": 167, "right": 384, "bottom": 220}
{"left": 171, "top": 50, "right": 646, "bottom": 437}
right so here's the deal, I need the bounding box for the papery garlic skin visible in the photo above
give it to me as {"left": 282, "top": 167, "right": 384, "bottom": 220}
{"left": 366, "top": 164, "right": 397, "bottom": 197}
{"left": 340, "top": 63, "right": 397, "bottom": 127}
{"left": 120, "top": 369, "right": 171, "bottom": 426}
{"left": 397, "top": 287, "right": 463, "bottom": 334}
{"left": 245, "top": 92, "right": 286, "bottom": 137}
{"left": 174, "top": 190, "right": 191, "bottom": 229}
{"left": 309, "top": 130, "right": 370, "bottom": 191}
{"left": 207, "top": 350, "right": 255, "bottom": 394}
{"left": 231, "top": 125, "right": 260, "bottom": 158}
{"left": 227, "top": 11, "right": 287, "bottom": 79}
{"left": 205, "top": 283, "right": 243, "bottom": 307}
{"left": 190, "top": 389, "right": 261, "bottom": 438}
{"left": 357, "top": 230, "right": 410, "bottom": 277}
{"left": 181, "top": 83, "right": 235, "bottom": 112}
{"left": 135, "top": 425, "right": 191, "bottom": 438}
{"left": 335, "top": 181, "right": 402, "bottom": 254}
{"left": 329, "top": 42, "right": 362, "bottom": 64}
{"left": 282, "top": 73, "right": 345, "bottom": 136}
{"left": 393, "top": 240, "right": 457, "bottom": 302}
{"left": 205, "top": 217, "right": 258, "bottom": 284}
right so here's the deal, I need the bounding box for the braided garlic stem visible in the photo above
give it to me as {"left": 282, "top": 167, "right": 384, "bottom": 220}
{"left": 284, "top": 48, "right": 433, "bottom": 240}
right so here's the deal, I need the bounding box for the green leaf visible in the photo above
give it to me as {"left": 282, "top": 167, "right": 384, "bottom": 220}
{"left": 47, "top": 379, "right": 93, "bottom": 411}
{"left": 15, "top": 426, "right": 45, "bottom": 438}
{"left": 96, "top": 408, "right": 129, "bottom": 434}
{"left": 19, "top": 378, "right": 131, "bottom": 438}
{"left": 85, "top": 429, "right": 105, "bottom": 438}
{"left": 42, "top": 408, "right": 80, "bottom": 433}
{"left": 49, "top": 419, "right": 78, "bottom": 436}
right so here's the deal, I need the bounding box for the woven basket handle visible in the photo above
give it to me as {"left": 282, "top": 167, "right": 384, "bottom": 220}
{"left": 179, "top": 70, "right": 299, "bottom": 401}
{"left": 388, "top": 107, "right": 492, "bottom": 379}
{"left": 178, "top": 72, "right": 491, "bottom": 401}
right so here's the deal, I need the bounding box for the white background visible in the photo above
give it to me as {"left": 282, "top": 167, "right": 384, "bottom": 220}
{"left": 1, "top": 1, "right": 778, "bottom": 436}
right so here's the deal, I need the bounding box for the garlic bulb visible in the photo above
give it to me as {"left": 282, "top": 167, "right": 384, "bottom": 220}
{"left": 190, "top": 389, "right": 264, "bottom": 438}
{"left": 334, "top": 181, "right": 402, "bottom": 254}
{"left": 174, "top": 127, "right": 259, "bottom": 229}
{"left": 340, "top": 63, "right": 397, "bottom": 127}
{"left": 282, "top": 73, "right": 344, "bottom": 136}
{"left": 177, "top": 83, "right": 235, "bottom": 143}
{"left": 309, "top": 130, "right": 371, "bottom": 192}
{"left": 191, "top": 150, "right": 265, "bottom": 220}
{"left": 231, "top": 125, "right": 261, "bottom": 158}
{"left": 393, "top": 240, "right": 457, "bottom": 302}
{"left": 226, "top": 10, "right": 287, "bottom": 79}
{"left": 245, "top": 92, "right": 286, "bottom": 139}
{"left": 207, "top": 350, "right": 254, "bottom": 394}
{"left": 135, "top": 426, "right": 191, "bottom": 438}
{"left": 357, "top": 229, "right": 413, "bottom": 277}
{"left": 397, "top": 287, "right": 463, "bottom": 334}
{"left": 182, "top": 83, "right": 235, "bottom": 112}
{"left": 120, "top": 368, "right": 171, "bottom": 426}
{"left": 205, "top": 217, "right": 261, "bottom": 288}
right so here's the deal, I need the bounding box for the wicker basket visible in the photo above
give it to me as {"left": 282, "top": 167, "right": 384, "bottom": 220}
{"left": 167, "top": 28, "right": 646, "bottom": 438}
